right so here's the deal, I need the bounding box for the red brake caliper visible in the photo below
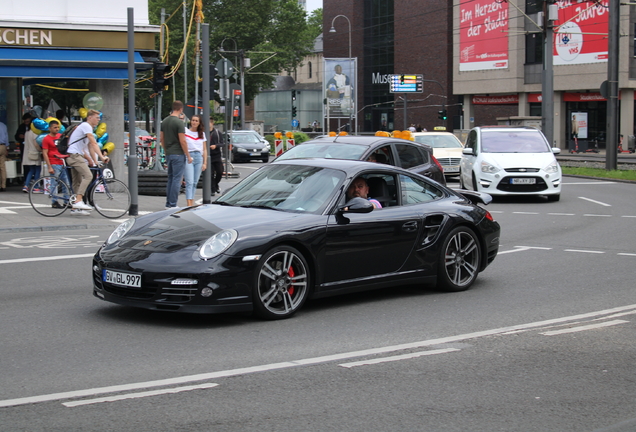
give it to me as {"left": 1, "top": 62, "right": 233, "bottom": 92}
{"left": 288, "top": 266, "right": 295, "bottom": 296}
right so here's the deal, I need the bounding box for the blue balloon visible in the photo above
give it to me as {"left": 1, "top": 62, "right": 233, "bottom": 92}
{"left": 59, "top": 124, "right": 66, "bottom": 134}
{"left": 98, "top": 132, "right": 109, "bottom": 144}
{"left": 36, "top": 133, "right": 46, "bottom": 147}
{"left": 33, "top": 118, "right": 49, "bottom": 132}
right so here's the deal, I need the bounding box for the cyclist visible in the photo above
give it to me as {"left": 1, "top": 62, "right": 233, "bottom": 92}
{"left": 66, "top": 109, "right": 109, "bottom": 212}
{"left": 41, "top": 120, "right": 70, "bottom": 209}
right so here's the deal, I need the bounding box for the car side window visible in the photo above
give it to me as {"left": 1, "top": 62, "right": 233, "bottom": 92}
{"left": 395, "top": 144, "right": 425, "bottom": 169}
{"left": 465, "top": 130, "right": 477, "bottom": 152}
{"left": 399, "top": 174, "right": 443, "bottom": 205}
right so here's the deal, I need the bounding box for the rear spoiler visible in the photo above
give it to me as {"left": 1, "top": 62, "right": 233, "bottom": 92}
{"left": 454, "top": 189, "right": 493, "bottom": 205}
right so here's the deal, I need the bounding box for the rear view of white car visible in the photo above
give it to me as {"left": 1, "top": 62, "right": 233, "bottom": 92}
{"left": 460, "top": 126, "right": 562, "bottom": 201}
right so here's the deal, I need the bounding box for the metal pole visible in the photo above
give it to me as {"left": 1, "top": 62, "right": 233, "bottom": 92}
{"left": 541, "top": 3, "right": 554, "bottom": 147}
{"left": 153, "top": 8, "right": 165, "bottom": 172}
{"left": 183, "top": 0, "right": 187, "bottom": 102}
{"left": 127, "top": 7, "right": 138, "bottom": 216}
{"left": 202, "top": 23, "right": 212, "bottom": 203}
{"left": 403, "top": 95, "right": 407, "bottom": 130}
{"left": 240, "top": 50, "right": 245, "bottom": 130}
{"left": 348, "top": 20, "right": 352, "bottom": 134}
{"left": 194, "top": 21, "right": 200, "bottom": 116}
{"left": 606, "top": 0, "right": 619, "bottom": 170}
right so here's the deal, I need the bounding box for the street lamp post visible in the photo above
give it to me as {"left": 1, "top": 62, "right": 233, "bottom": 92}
{"left": 329, "top": 14, "right": 353, "bottom": 134}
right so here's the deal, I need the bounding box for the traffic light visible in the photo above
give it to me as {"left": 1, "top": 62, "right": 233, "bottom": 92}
{"left": 292, "top": 106, "right": 297, "bottom": 117}
{"left": 400, "top": 74, "right": 405, "bottom": 84}
{"left": 291, "top": 89, "right": 296, "bottom": 101}
{"left": 209, "top": 64, "right": 218, "bottom": 91}
{"left": 152, "top": 62, "right": 168, "bottom": 93}
{"left": 438, "top": 109, "right": 447, "bottom": 120}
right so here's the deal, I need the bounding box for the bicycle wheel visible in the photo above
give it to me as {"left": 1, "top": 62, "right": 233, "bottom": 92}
{"left": 91, "top": 178, "right": 131, "bottom": 219}
{"left": 29, "top": 176, "right": 71, "bottom": 217}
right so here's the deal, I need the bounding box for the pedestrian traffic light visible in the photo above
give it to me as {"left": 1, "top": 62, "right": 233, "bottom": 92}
{"left": 438, "top": 109, "right": 447, "bottom": 120}
{"left": 153, "top": 62, "right": 168, "bottom": 93}
{"left": 292, "top": 106, "right": 297, "bottom": 117}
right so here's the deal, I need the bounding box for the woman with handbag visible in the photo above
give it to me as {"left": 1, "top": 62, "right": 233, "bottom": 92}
{"left": 22, "top": 129, "right": 42, "bottom": 193}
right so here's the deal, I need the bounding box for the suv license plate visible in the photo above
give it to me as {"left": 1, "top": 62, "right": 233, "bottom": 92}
{"left": 511, "top": 178, "right": 536, "bottom": 185}
{"left": 103, "top": 269, "right": 142, "bottom": 288}
{"left": 443, "top": 166, "right": 460, "bottom": 173}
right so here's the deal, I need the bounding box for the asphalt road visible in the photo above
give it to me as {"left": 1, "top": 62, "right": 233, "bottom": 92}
{"left": 0, "top": 174, "right": 635, "bottom": 431}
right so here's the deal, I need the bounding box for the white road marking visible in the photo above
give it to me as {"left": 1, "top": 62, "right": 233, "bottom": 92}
{"left": 564, "top": 249, "right": 605, "bottom": 254}
{"left": 0, "top": 253, "right": 95, "bottom": 264}
{"left": 579, "top": 196, "right": 611, "bottom": 206}
{"left": 621, "top": 215, "right": 636, "bottom": 218}
{"left": 548, "top": 213, "right": 575, "bottom": 216}
{"left": 583, "top": 214, "right": 612, "bottom": 217}
{"left": 62, "top": 383, "right": 219, "bottom": 407}
{"left": 618, "top": 253, "right": 636, "bottom": 257}
{"left": 540, "top": 320, "right": 629, "bottom": 336}
{"left": 512, "top": 212, "right": 539, "bottom": 215}
{"left": 2, "top": 303, "right": 636, "bottom": 409}
{"left": 497, "top": 246, "right": 552, "bottom": 255}
{"left": 565, "top": 181, "right": 616, "bottom": 185}
{"left": 338, "top": 348, "right": 460, "bottom": 368}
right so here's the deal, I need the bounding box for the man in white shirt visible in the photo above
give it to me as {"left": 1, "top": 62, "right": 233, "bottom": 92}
{"left": 66, "top": 109, "right": 109, "bottom": 211}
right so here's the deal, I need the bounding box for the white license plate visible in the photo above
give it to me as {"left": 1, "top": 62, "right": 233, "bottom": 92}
{"left": 443, "top": 166, "right": 460, "bottom": 172}
{"left": 103, "top": 269, "right": 141, "bottom": 288}
{"left": 511, "top": 178, "right": 536, "bottom": 185}
{"left": 250, "top": 152, "right": 260, "bottom": 156}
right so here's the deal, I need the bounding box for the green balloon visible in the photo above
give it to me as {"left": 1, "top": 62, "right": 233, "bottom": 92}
{"left": 83, "top": 92, "right": 104, "bottom": 110}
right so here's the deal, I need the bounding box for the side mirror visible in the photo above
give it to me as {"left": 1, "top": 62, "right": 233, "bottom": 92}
{"left": 339, "top": 197, "right": 374, "bottom": 213}
{"left": 552, "top": 147, "right": 561, "bottom": 154}
{"left": 462, "top": 147, "right": 475, "bottom": 156}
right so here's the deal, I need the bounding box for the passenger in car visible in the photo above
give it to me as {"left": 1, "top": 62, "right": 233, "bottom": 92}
{"left": 346, "top": 177, "right": 382, "bottom": 208}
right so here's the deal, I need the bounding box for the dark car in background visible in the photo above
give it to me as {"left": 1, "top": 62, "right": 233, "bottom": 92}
{"left": 229, "top": 130, "right": 270, "bottom": 163}
{"left": 274, "top": 135, "right": 446, "bottom": 185}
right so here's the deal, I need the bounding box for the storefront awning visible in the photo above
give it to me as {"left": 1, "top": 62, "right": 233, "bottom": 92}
{"left": 0, "top": 48, "right": 149, "bottom": 81}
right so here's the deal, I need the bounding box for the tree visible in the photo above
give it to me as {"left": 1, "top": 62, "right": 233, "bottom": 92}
{"left": 148, "top": 0, "right": 315, "bottom": 109}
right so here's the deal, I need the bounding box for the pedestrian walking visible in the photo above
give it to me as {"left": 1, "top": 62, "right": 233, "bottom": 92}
{"left": 160, "top": 101, "right": 191, "bottom": 209}
{"left": 183, "top": 115, "right": 207, "bottom": 207}
{"left": 208, "top": 118, "right": 224, "bottom": 195}
{"left": 0, "top": 120, "right": 9, "bottom": 192}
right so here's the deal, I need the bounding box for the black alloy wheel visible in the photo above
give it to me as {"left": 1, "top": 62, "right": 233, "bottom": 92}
{"left": 253, "top": 246, "right": 310, "bottom": 319}
{"left": 437, "top": 226, "right": 481, "bottom": 292}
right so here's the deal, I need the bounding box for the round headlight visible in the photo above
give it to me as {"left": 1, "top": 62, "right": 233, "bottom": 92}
{"left": 199, "top": 229, "right": 238, "bottom": 260}
{"left": 106, "top": 218, "right": 135, "bottom": 245}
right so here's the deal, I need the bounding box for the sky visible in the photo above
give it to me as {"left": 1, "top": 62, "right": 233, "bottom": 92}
{"left": 306, "top": 0, "right": 322, "bottom": 13}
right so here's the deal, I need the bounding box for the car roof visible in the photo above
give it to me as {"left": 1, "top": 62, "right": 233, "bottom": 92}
{"left": 304, "top": 135, "right": 430, "bottom": 148}
{"left": 475, "top": 126, "right": 541, "bottom": 131}
{"left": 270, "top": 156, "right": 412, "bottom": 175}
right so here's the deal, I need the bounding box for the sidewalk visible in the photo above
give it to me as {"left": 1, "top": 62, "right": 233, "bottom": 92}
{"left": 0, "top": 178, "right": 241, "bottom": 234}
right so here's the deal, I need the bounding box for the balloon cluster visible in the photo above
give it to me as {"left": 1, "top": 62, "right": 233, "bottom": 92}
{"left": 30, "top": 116, "right": 65, "bottom": 146}
{"left": 82, "top": 92, "right": 116, "bottom": 155}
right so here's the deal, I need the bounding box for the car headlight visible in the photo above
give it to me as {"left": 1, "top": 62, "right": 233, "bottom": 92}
{"left": 544, "top": 160, "right": 560, "bottom": 174}
{"left": 237, "top": 147, "right": 248, "bottom": 153}
{"left": 481, "top": 160, "right": 501, "bottom": 174}
{"left": 106, "top": 218, "right": 135, "bottom": 245}
{"left": 199, "top": 229, "right": 238, "bottom": 260}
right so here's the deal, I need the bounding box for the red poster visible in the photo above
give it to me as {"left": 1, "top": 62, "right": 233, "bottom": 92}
{"left": 459, "top": 0, "right": 509, "bottom": 71}
{"left": 553, "top": 0, "right": 608, "bottom": 65}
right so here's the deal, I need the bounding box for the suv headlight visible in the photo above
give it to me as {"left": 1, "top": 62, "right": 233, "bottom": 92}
{"left": 481, "top": 160, "right": 501, "bottom": 174}
{"left": 544, "top": 160, "right": 559, "bottom": 174}
{"left": 199, "top": 229, "right": 238, "bottom": 260}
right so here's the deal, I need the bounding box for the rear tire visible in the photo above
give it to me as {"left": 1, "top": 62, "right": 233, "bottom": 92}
{"left": 29, "top": 176, "right": 71, "bottom": 217}
{"left": 437, "top": 226, "right": 481, "bottom": 292}
{"left": 91, "top": 178, "right": 131, "bottom": 218}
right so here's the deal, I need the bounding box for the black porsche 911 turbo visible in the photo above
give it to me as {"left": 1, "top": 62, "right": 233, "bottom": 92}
{"left": 93, "top": 159, "right": 500, "bottom": 320}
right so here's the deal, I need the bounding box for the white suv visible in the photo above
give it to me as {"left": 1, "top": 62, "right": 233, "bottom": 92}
{"left": 460, "top": 126, "right": 562, "bottom": 202}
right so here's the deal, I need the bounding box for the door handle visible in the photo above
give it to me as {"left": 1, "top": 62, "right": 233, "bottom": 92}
{"left": 402, "top": 221, "right": 418, "bottom": 232}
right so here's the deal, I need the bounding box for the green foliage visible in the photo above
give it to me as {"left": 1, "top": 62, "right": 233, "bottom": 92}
{"left": 293, "top": 132, "right": 310, "bottom": 144}
{"left": 562, "top": 167, "right": 636, "bottom": 181}
{"left": 148, "top": 0, "right": 315, "bottom": 113}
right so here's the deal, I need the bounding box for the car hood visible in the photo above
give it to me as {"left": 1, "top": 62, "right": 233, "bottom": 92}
{"left": 482, "top": 152, "right": 556, "bottom": 169}
{"left": 110, "top": 205, "right": 313, "bottom": 255}
{"left": 232, "top": 142, "right": 265, "bottom": 149}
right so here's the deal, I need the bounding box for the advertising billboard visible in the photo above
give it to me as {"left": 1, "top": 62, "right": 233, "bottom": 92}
{"left": 324, "top": 58, "right": 357, "bottom": 119}
{"left": 553, "top": 1, "right": 608, "bottom": 65}
{"left": 459, "top": 0, "right": 509, "bottom": 71}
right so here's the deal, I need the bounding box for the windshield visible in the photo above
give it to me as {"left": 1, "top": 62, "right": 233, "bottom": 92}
{"left": 480, "top": 131, "right": 551, "bottom": 153}
{"left": 414, "top": 135, "right": 462, "bottom": 149}
{"left": 217, "top": 164, "right": 345, "bottom": 213}
{"left": 276, "top": 142, "right": 367, "bottom": 161}
{"left": 231, "top": 133, "right": 262, "bottom": 144}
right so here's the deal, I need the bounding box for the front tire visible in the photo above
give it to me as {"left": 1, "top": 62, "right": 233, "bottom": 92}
{"left": 254, "top": 246, "right": 310, "bottom": 319}
{"left": 437, "top": 227, "right": 481, "bottom": 292}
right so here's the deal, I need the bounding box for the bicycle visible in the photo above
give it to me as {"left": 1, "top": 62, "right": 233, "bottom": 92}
{"left": 29, "top": 155, "right": 131, "bottom": 219}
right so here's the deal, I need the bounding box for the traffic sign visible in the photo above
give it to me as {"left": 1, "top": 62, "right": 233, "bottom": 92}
{"left": 291, "top": 119, "right": 299, "bottom": 127}
{"left": 389, "top": 74, "right": 423, "bottom": 93}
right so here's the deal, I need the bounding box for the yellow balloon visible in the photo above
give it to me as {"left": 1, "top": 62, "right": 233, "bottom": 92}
{"left": 95, "top": 122, "right": 107, "bottom": 138}
{"left": 30, "top": 123, "right": 44, "bottom": 134}
{"left": 78, "top": 107, "right": 88, "bottom": 119}
{"left": 103, "top": 142, "right": 116, "bottom": 154}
